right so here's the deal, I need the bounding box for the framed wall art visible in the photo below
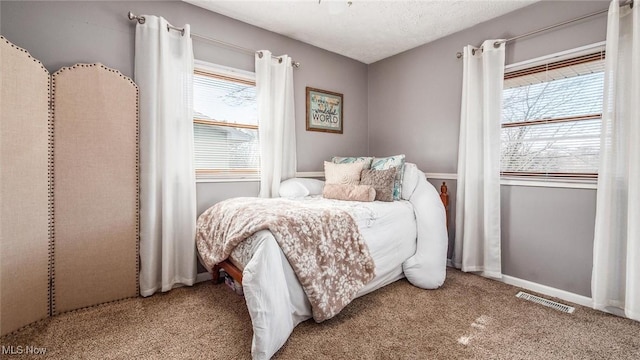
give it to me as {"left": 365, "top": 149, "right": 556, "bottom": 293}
{"left": 306, "top": 87, "right": 343, "bottom": 134}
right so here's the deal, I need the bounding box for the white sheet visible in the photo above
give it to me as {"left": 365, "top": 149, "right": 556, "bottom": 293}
{"left": 238, "top": 170, "right": 447, "bottom": 359}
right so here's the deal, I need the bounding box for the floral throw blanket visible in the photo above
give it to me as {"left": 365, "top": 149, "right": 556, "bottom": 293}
{"left": 196, "top": 197, "right": 376, "bottom": 322}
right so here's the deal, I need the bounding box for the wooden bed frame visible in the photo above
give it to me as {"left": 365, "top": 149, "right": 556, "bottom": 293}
{"left": 211, "top": 181, "right": 450, "bottom": 285}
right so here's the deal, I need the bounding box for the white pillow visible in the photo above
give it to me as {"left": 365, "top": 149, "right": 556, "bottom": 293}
{"left": 279, "top": 178, "right": 325, "bottom": 198}
{"left": 401, "top": 163, "right": 420, "bottom": 200}
{"left": 324, "top": 161, "right": 364, "bottom": 185}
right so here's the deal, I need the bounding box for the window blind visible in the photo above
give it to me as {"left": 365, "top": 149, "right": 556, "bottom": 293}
{"left": 193, "top": 68, "right": 259, "bottom": 178}
{"left": 501, "top": 51, "right": 604, "bottom": 178}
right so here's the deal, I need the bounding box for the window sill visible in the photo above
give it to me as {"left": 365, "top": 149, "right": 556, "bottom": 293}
{"left": 500, "top": 177, "right": 597, "bottom": 190}
{"left": 196, "top": 177, "right": 260, "bottom": 184}
{"left": 425, "top": 173, "right": 597, "bottom": 190}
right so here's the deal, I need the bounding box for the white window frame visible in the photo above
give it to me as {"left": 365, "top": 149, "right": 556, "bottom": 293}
{"left": 193, "top": 60, "right": 260, "bottom": 183}
{"left": 500, "top": 41, "right": 606, "bottom": 189}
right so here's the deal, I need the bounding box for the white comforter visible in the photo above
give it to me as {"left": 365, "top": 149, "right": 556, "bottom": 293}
{"left": 237, "top": 169, "right": 448, "bottom": 359}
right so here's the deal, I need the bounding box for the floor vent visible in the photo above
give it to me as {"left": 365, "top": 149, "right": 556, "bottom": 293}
{"left": 516, "top": 291, "right": 575, "bottom": 314}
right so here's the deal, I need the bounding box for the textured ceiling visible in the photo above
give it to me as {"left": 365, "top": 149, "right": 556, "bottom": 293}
{"left": 185, "top": 0, "right": 536, "bottom": 64}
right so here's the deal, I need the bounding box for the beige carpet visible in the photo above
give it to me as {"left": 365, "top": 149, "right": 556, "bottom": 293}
{"left": 2, "top": 268, "right": 639, "bottom": 359}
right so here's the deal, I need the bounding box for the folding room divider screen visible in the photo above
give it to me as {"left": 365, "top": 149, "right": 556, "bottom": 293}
{"left": 0, "top": 35, "right": 51, "bottom": 337}
{"left": 0, "top": 36, "right": 139, "bottom": 336}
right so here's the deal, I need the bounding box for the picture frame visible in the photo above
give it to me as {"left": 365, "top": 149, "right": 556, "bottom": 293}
{"left": 306, "top": 87, "right": 343, "bottom": 134}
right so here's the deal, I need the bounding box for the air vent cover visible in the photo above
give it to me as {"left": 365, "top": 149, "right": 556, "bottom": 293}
{"left": 516, "top": 291, "right": 575, "bottom": 314}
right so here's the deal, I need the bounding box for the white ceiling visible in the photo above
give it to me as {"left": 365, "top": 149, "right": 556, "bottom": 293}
{"left": 185, "top": 0, "right": 536, "bottom": 64}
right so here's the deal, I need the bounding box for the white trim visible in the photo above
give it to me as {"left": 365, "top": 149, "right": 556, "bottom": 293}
{"left": 194, "top": 59, "right": 255, "bottom": 80}
{"left": 447, "top": 265, "right": 594, "bottom": 308}
{"left": 196, "top": 171, "right": 325, "bottom": 182}
{"left": 201, "top": 171, "right": 597, "bottom": 189}
{"left": 501, "top": 178, "right": 597, "bottom": 190}
{"left": 195, "top": 174, "right": 598, "bottom": 189}
{"left": 292, "top": 171, "right": 598, "bottom": 190}
{"left": 505, "top": 41, "right": 606, "bottom": 72}
{"left": 501, "top": 275, "right": 593, "bottom": 308}
{"left": 295, "top": 171, "right": 324, "bottom": 178}
{"left": 298, "top": 171, "right": 461, "bottom": 180}
{"left": 196, "top": 272, "right": 213, "bottom": 283}
{"left": 294, "top": 171, "right": 462, "bottom": 180}
{"left": 425, "top": 172, "right": 457, "bottom": 180}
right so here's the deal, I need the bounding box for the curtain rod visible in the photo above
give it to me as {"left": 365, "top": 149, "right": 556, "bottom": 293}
{"left": 127, "top": 12, "right": 301, "bottom": 68}
{"left": 455, "top": 0, "right": 634, "bottom": 59}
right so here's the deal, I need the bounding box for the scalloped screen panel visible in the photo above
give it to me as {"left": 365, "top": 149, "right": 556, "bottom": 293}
{"left": 52, "top": 64, "right": 138, "bottom": 314}
{"left": 0, "top": 36, "right": 51, "bottom": 336}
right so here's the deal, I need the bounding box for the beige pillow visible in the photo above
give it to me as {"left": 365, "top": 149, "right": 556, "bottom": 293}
{"left": 360, "top": 167, "right": 397, "bottom": 202}
{"left": 322, "top": 184, "right": 375, "bottom": 202}
{"left": 324, "top": 161, "right": 364, "bottom": 185}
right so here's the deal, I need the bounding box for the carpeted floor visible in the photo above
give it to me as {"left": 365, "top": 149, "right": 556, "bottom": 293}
{"left": 2, "top": 268, "right": 639, "bottom": 359}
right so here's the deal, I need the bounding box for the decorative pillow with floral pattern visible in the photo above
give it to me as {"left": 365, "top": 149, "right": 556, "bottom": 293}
{"left": 331, "top": 156, "right": 374, "bottom": 169}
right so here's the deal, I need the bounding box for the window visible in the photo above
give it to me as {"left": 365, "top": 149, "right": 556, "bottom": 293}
{"left": 193, "top": 61, "right": 259, "bottom": 179}
{"left": 501, "top": 47, "right": 605, "bottom": 179}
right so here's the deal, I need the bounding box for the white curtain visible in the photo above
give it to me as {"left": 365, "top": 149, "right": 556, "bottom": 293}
{"left": 454, "top": 40, "right": 505, "bottom": 279}
{"left": 135, "top": 16, "right": 197, "bottom": 296}
{"left": 592, "top": 1, "right": 639, "bottom": 321}
{"left": 255, "top": 50, "right": 297, "bottom": 198}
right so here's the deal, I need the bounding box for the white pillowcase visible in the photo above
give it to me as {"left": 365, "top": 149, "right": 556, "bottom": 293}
{"left": 279, "top": 178, "right": 325, "bottom": 198}
{"left": 324, "top": 161, "right": 365, "bottom": 185}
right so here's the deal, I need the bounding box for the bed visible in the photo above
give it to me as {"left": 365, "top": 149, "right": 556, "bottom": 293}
{"left": 196, "top": 163, "right": 449, "bottom": 359}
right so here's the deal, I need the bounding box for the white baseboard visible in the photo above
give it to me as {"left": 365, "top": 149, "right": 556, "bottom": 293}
{"left": 200, "top": 262, "right": 592, "bottom": 309}
{"left": 501, "top": 275, "right": 593, "bottom": 308}
{"left": 446, "top": 262, "right": 593, "bottom": 308}
{"left": 196, "top": 272, "right": 213, "bottom": 283}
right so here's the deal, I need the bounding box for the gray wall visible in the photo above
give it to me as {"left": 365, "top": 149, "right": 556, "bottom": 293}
{"left": 369, "top": 1, "right": 608, "bottom": 297}
{"left": 501, "top": 185, "right": 596, "bottom": 296}
{"left": 2, "top": 1, "right": 607, "bottom": 297}
{"left": 0, "top": 0, "right": 369, "bottom": 216}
